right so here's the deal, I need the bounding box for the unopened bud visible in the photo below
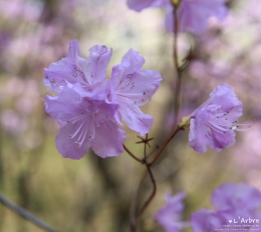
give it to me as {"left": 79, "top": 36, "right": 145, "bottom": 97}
{"left": 171, "top": 0, "right": 182, "bottom": 8}
{"left": 178, "top": 115, "right": 191, "bottom": 130}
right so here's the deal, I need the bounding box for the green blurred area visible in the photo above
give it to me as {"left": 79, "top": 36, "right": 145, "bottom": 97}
{"left": 0, "top": 0, "right": 260, "bottom": 231}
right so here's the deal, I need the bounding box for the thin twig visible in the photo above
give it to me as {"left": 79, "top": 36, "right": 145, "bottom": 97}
{"left": 130, "top": 164, "right": 156, "bottom": 232}
{"left": 130, "top": 170, "right": 148, "bottom": 232}
{"left": 124, "top": 144, "right": 142, "bottom": 163}
{"left": 149, "top": 127, "right": 180, "bottom": 166}
{"left": 0, "top": 193, "right": 57, "bottom": 232}
{"left": 173, "top": 7, "right": 182, "bottom": 128}
{"left": 136, "top": 164, "right": 156, "bottom": 222}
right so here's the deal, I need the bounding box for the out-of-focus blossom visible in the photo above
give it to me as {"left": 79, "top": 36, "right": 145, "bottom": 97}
{"left": 189, "top": 84, "right": 244, "bottom": 153}
{"left": 154, "top": 192, "right": 189, "bottom": 232}
{"left": 44, "top": 40, "right": 162, "bottom": 159}
{"left": 0, "top": 0, "right": 42, "bottom": 21}
{"left": 191, "top": 183, "right": 261, "bottom": 232}
{"left": 211, "top": 183, "right": 261, "bottom": 211}
{"left": 127, "top": 0, "right": 228, "bottom": 34}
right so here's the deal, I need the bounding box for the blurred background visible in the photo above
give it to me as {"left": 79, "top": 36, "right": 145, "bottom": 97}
{"left": 0, "top": 0, "right": 261, "bottom": 231}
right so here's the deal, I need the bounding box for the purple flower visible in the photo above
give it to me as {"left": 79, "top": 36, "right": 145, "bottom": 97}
{"left": 44, "top": 40, "right": 162, "bottom": 158}
{"left": 109, "top": 49, "right": 162, "bottom": 135}
{"left": 191, "top": 209, "right": 225, "bottom": 232}
{"left": 212, "top": 183, "right": 261, "bottom": 211}
{"left": 189, "top": 84, "right": 243, "bottom": 153}
{"left": 191, "top": 183, "right": 261, "bottom": 232}
{"left": 154, "top": 192, "right": 189, "bottom": 232}
{"left": 45, "top": 83, "right": 126, "bottom": 159}
{"left": 127, "top": 0, "right": 228, "bottom": 34}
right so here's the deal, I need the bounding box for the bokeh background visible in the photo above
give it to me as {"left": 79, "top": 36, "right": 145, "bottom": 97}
{"left": 0, "top": 0, "right": 261, "bottom": 231}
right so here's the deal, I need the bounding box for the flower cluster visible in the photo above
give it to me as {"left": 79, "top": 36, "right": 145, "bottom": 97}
{"left": 44, "top": 40, "right": 162, "bottom": 159}
{"left": 155, "top": 183, "right": 261, "bottom": 232}
{"left": 188, "top": 84, "right": 244, "bottom": 153}
{"left": 127, "top": 0, "right": 228, "bottom": 34}
{"left": 191, "top": 183, "right": 261, "bottom": 231}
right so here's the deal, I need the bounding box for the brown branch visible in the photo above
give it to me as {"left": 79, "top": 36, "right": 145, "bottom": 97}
{"left": 124, "top": 144, "right": 142, "bottom": 163}
{"left": 136, "top": 164, "right": 156, "bottom": 221}
{"left": 130, "top": 164, "right": 156, "bottom": 232}
{"left": 0, "top": 193, "right": 57, "bottom": 232}
{"left": 149, "top": 127, "right": 180, "bottom": 166}
{"left": 130, "top": 170, "right": 148, "bottom": 232}
{"left": 173, "top": 7, "right": 182, "bottom": 128}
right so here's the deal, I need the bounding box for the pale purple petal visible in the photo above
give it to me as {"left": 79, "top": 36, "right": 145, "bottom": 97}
{"left": 82, "top": 45, "right": 112, "bottom": 86}
{"left": 114, "top": 69, "right": 162, "bottom": 106}
{"left": 206, "top": 128, "right": 235, "bottom": 152}
{"left": 118, "top": 97, "right": 153, "bottom": 136}
{"left": 56, "top": 119, "right": 93, "bottom": 159}
{"left": 208, "top": 84, "right": 243, "bottom": 121}
{"left": 67, "top": 40, "right": 80, "bottom": 64}
{"left": 127, "top": 0, "right": 168, "bottom": 12}
{"left": 155, "top": 192, "right": 189, "bottom": 232}
{"left": 212, "top": 183, "right": 261, "bottom": 211}
{"left": 188, "top": 116, "right": 207, "bottom": 153}
{"left": 191, "top": 209, "right": 224, "bottom": 232}
{"left": 45, "top": 86, "right": 83, "bottom": 122}
{"left": 112, "top": 49, "right": 145, "bottom": 85}
{"left": 91, "top": 120, "right": 126, "bottom": 158}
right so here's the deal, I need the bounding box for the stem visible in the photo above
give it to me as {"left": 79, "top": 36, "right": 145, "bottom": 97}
{"left": 130, "top": 170, "right": 148, "bottom": 232}
{"left": 136, "top": 164, "right": 156, "bottom": 222}
{"left": 149, "top": 127, "right": 180, "bottom": 166}
{"left": 0, "top": 193, "right": 57, "bottom": 232}
{"left": 173, "top": 7, "right": 182, "bottom": 128}
{"left": 124, "top": 144, "right": 142, "bottom": 163}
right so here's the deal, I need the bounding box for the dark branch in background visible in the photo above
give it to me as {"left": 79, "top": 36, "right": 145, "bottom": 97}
{"left": 149, "top": 127, "right": 180, "bottom": 166}
{"left": 0, "top": 193, "right": 57, "bottom": 232}
{"left": 173, "top": 7, "right": 182, "bottom": 128}
{"left": 130, "top": 170, "right": 148, "bottom": 232}
{"left": 135, "top": 164, "right": 156, "bottom": 226}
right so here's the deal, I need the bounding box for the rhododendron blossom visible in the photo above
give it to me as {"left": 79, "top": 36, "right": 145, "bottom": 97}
{"left": 44, "top": 40, "right": 162, "bottom": 159}
{"left": 127, "top": 0, "right": 228, "bottom": 34}
{"left": 154, "top": 192, "right": 189, "bottom": 232}
{"left": 189, "top": 84, "right": 244, "bottom": 153}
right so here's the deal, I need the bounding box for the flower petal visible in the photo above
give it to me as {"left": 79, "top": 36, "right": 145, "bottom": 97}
{"left": 55, "top": 120, "right": 93, "bottom": 159}
{"left": 127, "top": 0, "right": 167, "bottom": 12}
{"left": 91, "top": 120, "right": 126, "bottom": 158}
{"left": 212, "top": 183, "right": 261, "bottom": 210}
{"left": 118, "top": 98, "right": 153, "bottom": 135}
{"left": 82, "top": 45, "right": 112, "bottom": 86}
{"left": 188, "top": 118, "right": 207, "bottom": 153}
{"left": 114, "top": 69, "right": 162, "bottom": 106}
